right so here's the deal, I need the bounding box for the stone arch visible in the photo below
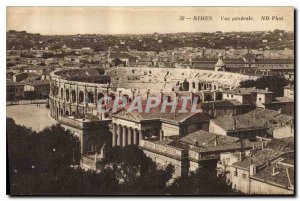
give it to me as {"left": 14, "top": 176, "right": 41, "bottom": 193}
{"left": 183, "top": 79, "right": 189, "bottom": 91}
{"left": 198, "top": 83, "right": 201, "bottom": 91}
{"left": 66, "top": 89, "right": 70, "bottom": 102}
{"left": 79, "top": 91, "right": 84, "bottom": 103}
{"left": 87, "top": 92, "right": 94, "bottom": 103}
{"left": 205, "top": 94, "right": 213, "bottom": 102}
{"left": 53, "top": 86, "right": 59, "bottom": 96}
{"left": 72, "top": 111, "right": 76, "bottom": 116}
{"left": 60, "top": 88, "right": 64, "bottom": 99}
{"left": 65, "top": 110, "right": 69, "bottom": 116}
{"left": 109, "top": 93, "right": 116, "bottom": 101}
{"left": 216, "top": 93, "right": 222, "bottom": 100}
{"left": 192, "top": 82, "right": 196, "bottom": 89}
{"left": 194, "top": 95, "right": 201, "bottom": 104}
{"left": 60, "top": 109, "right": 64, "bottom": 115}
{"left": 86, "top": 136, "right": 95, "bottom": 153}
{"left": 134, "top": 128, "right": 140, "bottom": 145}
{"left": 71, "top": 90, "right": 76, "bottom": 103}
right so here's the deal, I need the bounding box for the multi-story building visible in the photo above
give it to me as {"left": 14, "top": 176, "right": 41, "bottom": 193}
{"left": 6, "top": 80, "right": 25, "bottom": 101}
{"left": 209, "top": 108, "right": 294, "bottom": 139}
{"left": 225, "top": 137, "right": 294, "bottom": 194}
{"left": 140, "top": 130, "right": 266, "bottom": 178}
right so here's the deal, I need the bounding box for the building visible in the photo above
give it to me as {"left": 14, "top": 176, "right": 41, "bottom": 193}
{"left": 6, "top": 80, "right": 25, "bottom": 101}
{"left": 284, "top": 85, "right": 294, "bottom": 99}
{"left": 228, "top": 137, "right": 294, "bottom": 194}
{"left": 111, "top": 106, "right": 211, "bottom": 147}
{"left": 58, "top": 114, "right": 111, "bottom": 170}
{"left": 140, "top": 138, "right": 189, "bottom": 179}
{"left": 24, "top": 80, "right": 50, "bottom": 98}
{"left": 209, "top": 108, "right": 294, "bottom": 139}
{"left": 13, "top": 72, "right": 40, "bottom": 83}
{"left": 272, "top": 125, "right": 294, "bottom": 139}
{"left": 140, "top": 130, "right": 266, "bottom": 178}
{"left": 263, "top": 97, "right": 294, "bottom": 116}
{"left": 222, "top": 87, "right": 294, "bottom": 116}
{"left": 214, "top": 53, "right": 228, "bottom": 71}
{"left": 222, "top": 87, "right": 273, "bottom": 106}
{"left": 201, "top": 99, "right": 254, "bottom": 117}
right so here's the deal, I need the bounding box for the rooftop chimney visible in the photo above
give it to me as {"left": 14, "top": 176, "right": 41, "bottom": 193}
{"left": 239, "top": 152, "right": 244, "bottom": 161}
{"left": 214, "top": 136, "right": 218, "bottom": 147}
{"left": 233, "top": 117, "right": 237, "bottom": 130}
{"left": 272, "top": 166, "right": 279, "bottom": 176}
{"left": 249, "top": 160, "right": 256, "bottom": 176}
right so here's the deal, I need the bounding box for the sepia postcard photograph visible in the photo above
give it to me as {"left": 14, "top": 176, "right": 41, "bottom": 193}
{"left": 6, "top": 6, "right": 295, "bottom": 196}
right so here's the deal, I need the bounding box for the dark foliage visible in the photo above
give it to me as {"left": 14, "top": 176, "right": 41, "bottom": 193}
{"left": 168, "top": 168, "right": 242, "bottom": 195}
{"left": 240, "top": 76, "right": 289, "bottom": 97}
{"left": 7, "top": 118, "right": 119, "bottom": 195}
{"left": 103, "top": 145, "right": 174, "bottom": 195}
{"left": 7, "top": 118, "right": 238, "bottom": 195}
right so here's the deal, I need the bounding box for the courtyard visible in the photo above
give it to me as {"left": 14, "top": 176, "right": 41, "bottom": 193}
{"left": 6, "top": 104, "right": 57, "bottom": 132}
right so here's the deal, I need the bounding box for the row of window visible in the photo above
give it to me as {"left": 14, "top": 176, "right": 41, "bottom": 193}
{"left": 233, "top": 170, "right": 247, "bottom": 179}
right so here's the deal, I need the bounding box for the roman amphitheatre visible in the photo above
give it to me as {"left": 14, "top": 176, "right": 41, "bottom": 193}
{"left": 49, "top": 65, "right": 258, "bottom": 120}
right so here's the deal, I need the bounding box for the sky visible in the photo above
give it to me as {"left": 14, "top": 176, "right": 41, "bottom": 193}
{"left": 7, "top": 7, "right": 294, "bottom": 35}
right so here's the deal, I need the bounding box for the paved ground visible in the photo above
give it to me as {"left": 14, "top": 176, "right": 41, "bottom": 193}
{"left": 6, "top": 104, "right": 57, "bottom": 132}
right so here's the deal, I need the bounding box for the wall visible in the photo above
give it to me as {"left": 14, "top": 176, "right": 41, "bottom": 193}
{"left": 250, "top": 178, "right": 293, "bottom": 195}
{"left": 284, "top": 88, "right": 294, "bottom": 99}
{"left": 273, "top": 125, "right": 294, "bottom": 139}
{"left": 230, "top": 166, "right": 250, "bottom": 194}
{"left": 223, "top": 93, "right": 244, "bottom": 103}
{"left": 161, "top": 123, "right": 180, "bottom": 137}
{"left": 209, "top": 120, "right": 227, "bottom": 135}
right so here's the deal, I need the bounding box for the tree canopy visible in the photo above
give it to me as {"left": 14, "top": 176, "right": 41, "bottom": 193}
{"left": 240, "top": 75, "right": 289, "bottom": 97}
{"left": 7, "top": 117, "right": 239, "bottom": 195}
{"left": 168, "top": 168, "right": 241, "bottom": 195}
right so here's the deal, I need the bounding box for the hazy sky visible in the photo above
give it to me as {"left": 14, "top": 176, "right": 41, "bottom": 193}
{"left": 7, "top": 7, "right": 294, "bottom": 35}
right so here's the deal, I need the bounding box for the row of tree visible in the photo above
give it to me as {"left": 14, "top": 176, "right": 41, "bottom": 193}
{"left": 240, "top": 75, "right": 289, "bottom": 97}
{"left": 7, "top": 118, "right": 240, "bottom": 195}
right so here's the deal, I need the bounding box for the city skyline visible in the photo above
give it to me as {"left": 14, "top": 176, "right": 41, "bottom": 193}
{"left": 7, "top": 7, "right": 294, "bottom": 35}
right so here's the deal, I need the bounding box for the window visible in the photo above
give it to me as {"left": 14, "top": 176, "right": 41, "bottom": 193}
{"left": 259, "top": 98, "right": 261, "bottom": 101}
{"left": 87, "top": 141, "right": 94, "bottom": 153}
{"left": 234, "top": 171, "right": 238, "bottom": 177}
{"left": 231, "top": 95, "right": 233, "bottom": 98}
{"left": 242, "top": 173, "right": 247, "bottom": 179}
{"left": 258, "top": 186, "right": 261, "bottom": 193}
{"left": 227, "top": 95, "right": 229, "bottom": 98}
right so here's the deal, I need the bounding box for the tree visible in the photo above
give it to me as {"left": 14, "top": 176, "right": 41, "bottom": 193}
{"left": 7, "top": 119, "right": 174, "bottom": 195}
{"left": 168, "top": 168, "right": 241, "bottom": 195}
{"left": 7, "top": 118, "right": 119, "bottom": 195}
{"left": 240, "top": 76, "right": 289, "bottom": 97}
{"left": 7, "top": 118, "right": 238, "bottom": 195}
{"left": 102, "top": 145, "right": 174, "bottom": 195}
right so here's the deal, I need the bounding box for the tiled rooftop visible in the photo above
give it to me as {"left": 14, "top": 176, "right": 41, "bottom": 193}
{"left": 232, "top": 149, "right": 284, "bottom": 169}
{"left": 212, "top": 108, "right": 294, "bottom": 131}
{"left": 251, "top": 163, "right": 294, "bottom": 189}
